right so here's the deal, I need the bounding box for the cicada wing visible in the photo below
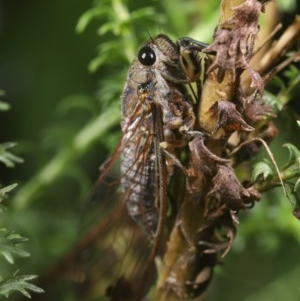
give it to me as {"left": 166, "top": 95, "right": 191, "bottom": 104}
{"left": 72, "top": 203, "right": 153, "bottom": 301}
{"left": 68, "top": 122, "right": 158, "bottom": 301}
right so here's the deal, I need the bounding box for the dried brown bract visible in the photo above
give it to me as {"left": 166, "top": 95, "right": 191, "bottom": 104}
{"left": 209, "top": 100, "right": 254, "bottom": 136}
{"left": 198, "top": 215, "right": 237, "bottom": 257}
{"left": 186, "top": 133, "right": 229, "bottom": 194}
{"left": 208, "top": 164, "right": 249, "bottom": 210}
{"left": 242, "top": 97, "right": 274, "bottom": 123}
{"left": 156, "top": 1, "right": 289, "bottom": 301}
{"left": 203, "top": 0, "right": 271, "bottom": 87}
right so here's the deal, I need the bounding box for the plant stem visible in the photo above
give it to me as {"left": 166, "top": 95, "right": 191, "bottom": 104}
{"left": 12, "top": 104, "right": 120, "bottom": 210}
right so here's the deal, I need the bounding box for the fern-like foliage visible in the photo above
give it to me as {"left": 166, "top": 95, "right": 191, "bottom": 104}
{"left": 0, "top": 273, "right": 43, "bottom": 299}
{"left": 0, "top": 184, "right": 44, "bottom": 299}
{"left": 0, "top": 99, "right": 44, "bottom": 299}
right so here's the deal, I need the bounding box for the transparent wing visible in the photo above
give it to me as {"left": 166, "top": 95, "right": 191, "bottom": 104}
{"left": 34, "top": 108, "right": 158, "bottom": 301}
{"left": 73, "top": 115, "right": 157, "bottom": 300}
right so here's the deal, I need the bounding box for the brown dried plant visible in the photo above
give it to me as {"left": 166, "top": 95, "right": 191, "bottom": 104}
{"left": 155, "top": 1, "right": 300, "bottom": 300}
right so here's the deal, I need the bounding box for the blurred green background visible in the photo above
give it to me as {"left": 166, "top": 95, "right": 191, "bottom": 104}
{"left": 0, "top": 0, "right": 300, "bottom": 300}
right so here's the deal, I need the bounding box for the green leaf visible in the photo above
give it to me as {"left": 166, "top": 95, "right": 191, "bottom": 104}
{"left": 264, "top": 91, "right": 283, "bottom": 112}
{"left": 0, "top": 143, "right": 24, "bottom": 168}
{"left": 0, "top": 101, "right": 10, "bottom": 112}
{"left": 283, "top": 64, "right": 300, "bottom": 79}
{"left": 0, "top": 273, "right": 44, "bottom": 298}
{"left": 75, "top": 6, "right": 110, "bottom": 33}
{"left": 130, "top": 7, "right": 156, "bottom": 18}
{"left": 0, "top": 184, "right": 18, "bottom": 203}
{"left": 98, "top": 22, "right": 117, "bottom": 35}
{"left": 88, "top": 40, "right": 125, "bottom": 72}
{"left": 0, "top": 229, "right": 30, "bottom": 264}
{"left": 278, "top": 64, "right": 300, "bottom": 106}
{"left": 282, "top": 143, "right": 300, "bottom": 169}
{"left": 252, "top": 160, "right": 274, "bottom": 182}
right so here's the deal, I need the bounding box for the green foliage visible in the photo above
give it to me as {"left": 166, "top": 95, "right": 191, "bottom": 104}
{"left": 252, "top": 143, "right": 300, "bottom": 189}
{"left": 0, "top": 143, "right": 24, "bottom": 168}
{"left": 0, "top": 184, "right": 18, "bottom": 203}
{"left": 267, "top": 64, "right": 300, "bottom": 107}
{"left": 264, "top": 90, "right": 283, "bottom": 112}
{"left": 251, "top": 62, "right": 300, "bottom": 224}
{"left": 0, "top": 228, "right": 29, "bottom": 264}
{"left": 76, "top": 0, "right": 165, "bottom": 71}
{"left": 281, "top": 143, "right": 300, "bottom": 218}
{"left": 282, "top": 143, "right": 300, "bottom": 169}
{"left": 0, "top": 183, "right": 43, "bottom": 299}
{"left": 0, "top": 102, "right": 43, "bottom": 298}
{"left": 252, "top": 159, "right": 275, "bottom": 182}
{"left": 0, "top": 273, "right": 44, "bottom": 299}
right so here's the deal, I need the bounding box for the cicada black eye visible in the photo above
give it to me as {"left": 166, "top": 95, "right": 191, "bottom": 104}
{"left": 138, "top": 46, "right": 156, "bottom": 66}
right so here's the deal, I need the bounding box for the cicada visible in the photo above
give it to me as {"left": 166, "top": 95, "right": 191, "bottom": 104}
{"left": 120, "top": 34, "right": 202, "bottom": 237}
{"left": 39, "top": 34, "right": 209, "bottom": 301}
{"left": 95, "top": 34, "right": 203, "bottom": 299}
{"left": 84, "top": 34, "right": 210, "bottom": 301}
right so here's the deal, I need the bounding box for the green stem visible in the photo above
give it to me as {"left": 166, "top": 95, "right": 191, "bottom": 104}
{"left": 12, "top": 104, "right": 120, "bottom": 210}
